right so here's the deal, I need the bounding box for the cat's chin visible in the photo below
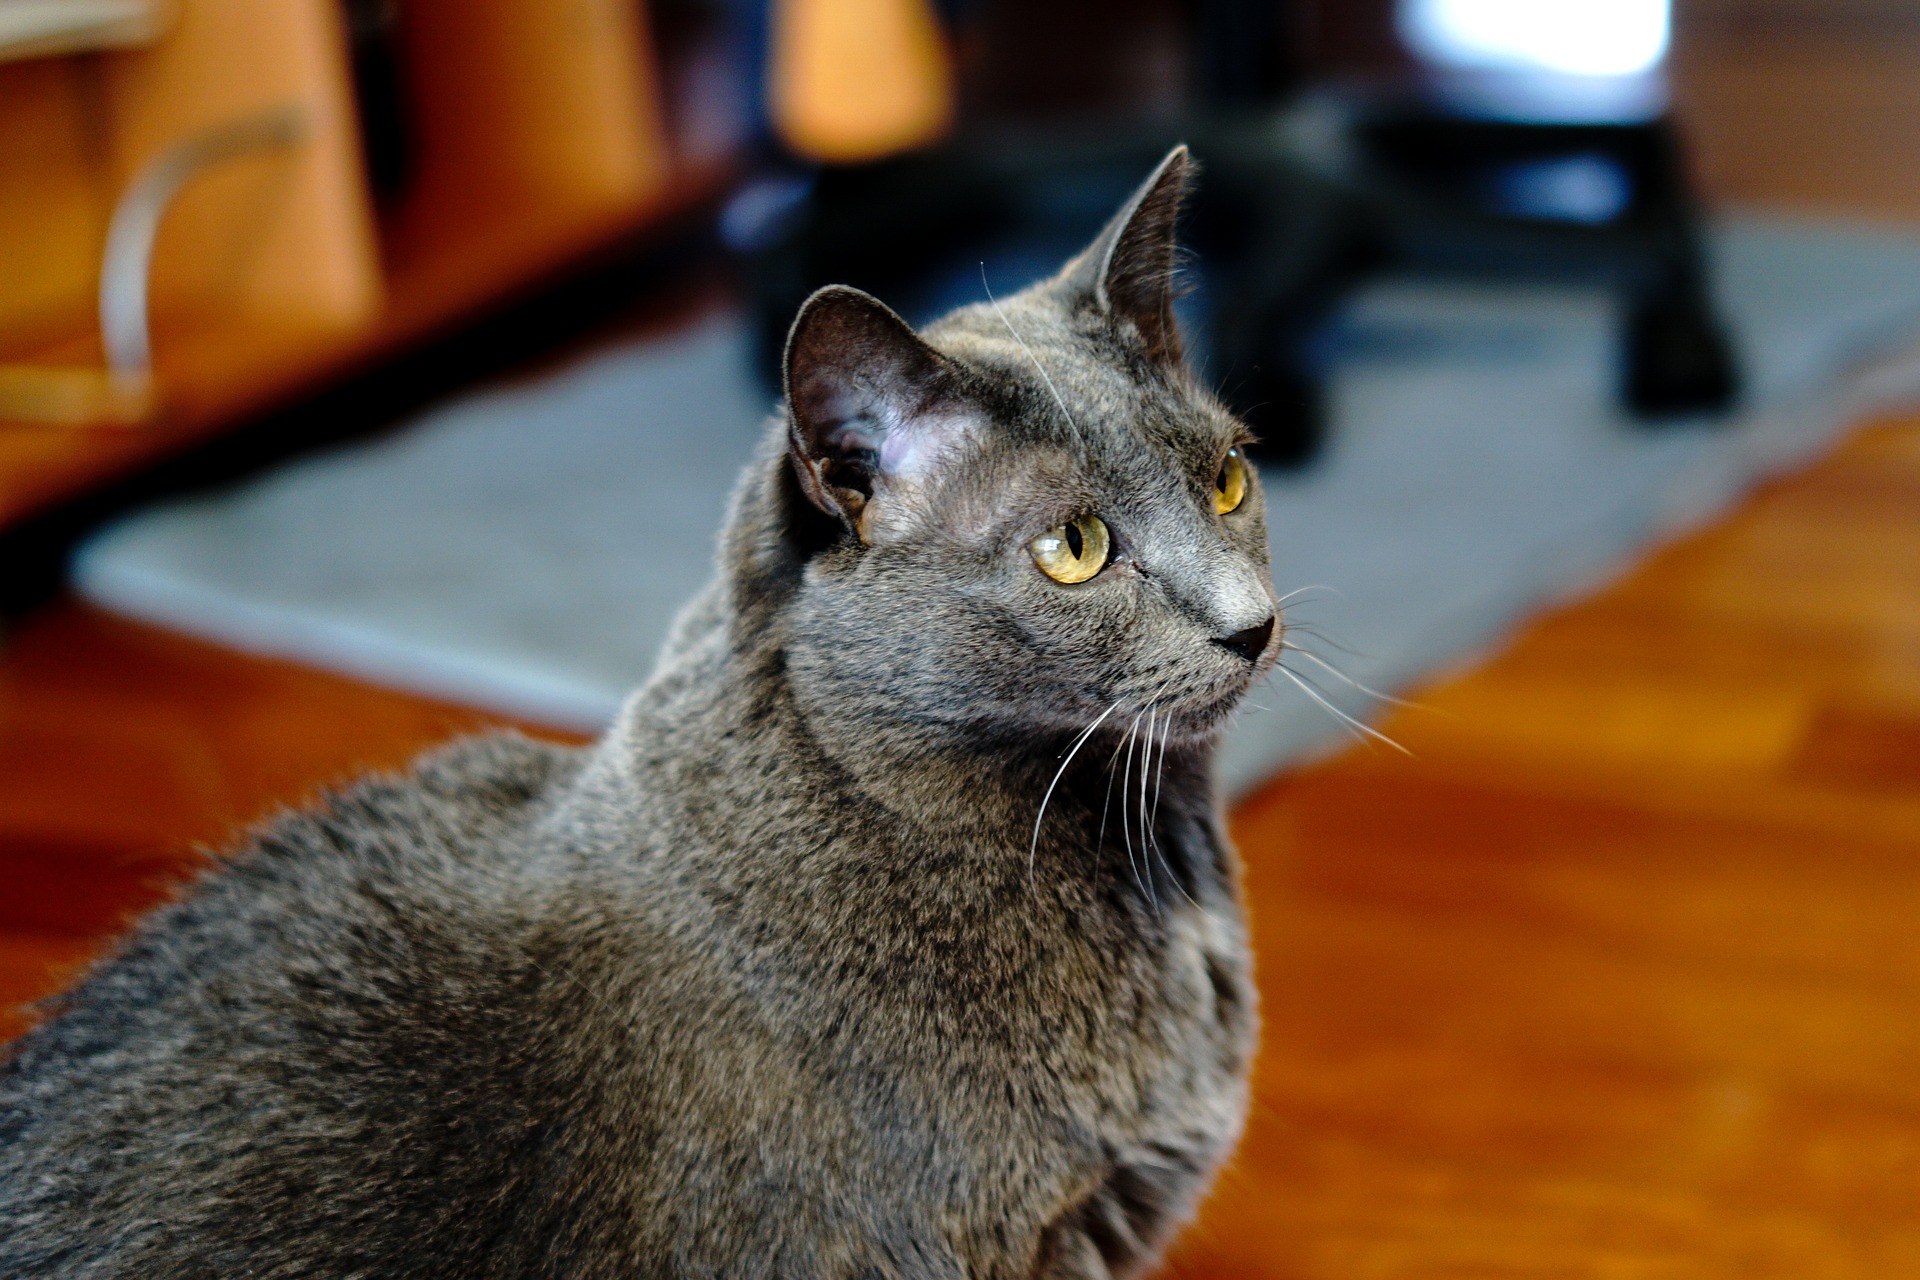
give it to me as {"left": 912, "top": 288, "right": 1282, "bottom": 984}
{"left": 1169, "top": 662, "right": 1277, "bottom": 742}
{"left": 1156, "top": 689, "right": 1254, "bottom": 745}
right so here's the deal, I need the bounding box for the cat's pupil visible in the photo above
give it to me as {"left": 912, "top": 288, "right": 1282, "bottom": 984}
{"left": 1065, "top": 522, "right": 1083, "bottom": 559}
{"left": 1216, "top": 466, "right": 1228, "bottom": 493}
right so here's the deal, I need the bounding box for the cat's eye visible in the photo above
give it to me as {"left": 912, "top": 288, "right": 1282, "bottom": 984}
{"left": 1030, "top": 514, "right": 1111, "bottom": 584}
{"left": 1214, "top": 448, "right": 1250, "bottom": 515}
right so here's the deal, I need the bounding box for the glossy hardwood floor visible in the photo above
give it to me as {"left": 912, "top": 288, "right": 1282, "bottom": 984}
{"left": 4, "top": 17, "right": 1920, "bottom": 1278}
{"left": 2, "top": 408, "right": 1916, "bottom": 1275}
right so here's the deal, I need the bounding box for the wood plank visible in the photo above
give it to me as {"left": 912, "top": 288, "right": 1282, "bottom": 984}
{"left": 0, "top": 0, "right": 717, "bottom": 527}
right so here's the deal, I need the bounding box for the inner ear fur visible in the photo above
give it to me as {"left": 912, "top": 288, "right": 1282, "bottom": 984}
{"left": 782, "top": 285, "right": 964, "bottom": 532}
{"left": 1062, "top": 144, "right": 1193, "bottom": 364}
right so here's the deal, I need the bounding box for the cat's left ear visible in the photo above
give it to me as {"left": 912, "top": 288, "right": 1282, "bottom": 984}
{"left": 1059, "top": 144, "right": 1192, "bottom": 364}
{"left": 783, "top": 285, "right": 983, "bottom": 541}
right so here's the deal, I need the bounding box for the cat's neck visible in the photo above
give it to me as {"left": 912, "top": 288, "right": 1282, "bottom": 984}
{"left": 601, "top": 440, "right": 1224, "bottom": 865}
{"left": 620, "top": 602, "right": 1218, "bottom": 859}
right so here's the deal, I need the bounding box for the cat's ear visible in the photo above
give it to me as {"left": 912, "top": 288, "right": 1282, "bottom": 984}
{"left": 1059, "top": 144, "right": 1192, "bottom": 364}
{"left": 782, "top": 285, "right": 981, "bottom": 539}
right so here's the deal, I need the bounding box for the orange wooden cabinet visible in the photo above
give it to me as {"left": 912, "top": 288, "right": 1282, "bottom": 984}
{"left": 0, "top": 0, "right": 690, "bottom": 531}
{"left": 0, "top": 0, "right": 382, "bottom": 403}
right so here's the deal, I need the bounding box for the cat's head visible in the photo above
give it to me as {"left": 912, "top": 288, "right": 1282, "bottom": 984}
{"left": 772, "top": 147, "right": 1276, "bottom": 752}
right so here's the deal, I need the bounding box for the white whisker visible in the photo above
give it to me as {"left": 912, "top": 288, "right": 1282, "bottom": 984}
{"left": 1119, "top": 708, "right": 1151, "bottom": 905}
{"left": 1139, "top": 707, "right": 1157, "bottom": 911}
{"left": 1097, "top": 728, "right": 1128, "bottom": 855}
{"left": 982, "top": 265, "right": 1085, "bottom": 454}
{"left": 1277, "top": 623, "right": 1368, "bottom": 658}
{"left": 1277, "top": 665, "right": 1413, "bottom": 756}
{"left": 1139, "top": 714, "right": 1164, "bottom": 914}
{"left": 1030, "top": 699, "right": 1123, "bottom": 891}
{"left": 1281, "top": 643, "right": 1418, "bottom": 709}
{"left": 1144, "top": 706, "right": 1159, "bottom": 836}
{"left": 1146, "top": 713, "right": 1196, "bottom": 907}
{"left": 1273, "top": 583, "right": 1343, "bottom": 608}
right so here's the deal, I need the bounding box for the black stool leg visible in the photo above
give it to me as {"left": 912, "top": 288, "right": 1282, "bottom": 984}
{"left": 1614, "top": 120, "right": 1741, "bottom": 418}
{"left": 1622, "top": 279, "right": 1740, "bottom": 417}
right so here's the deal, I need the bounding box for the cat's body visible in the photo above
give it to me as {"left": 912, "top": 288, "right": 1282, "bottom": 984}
{"left": 0, "top": 150, "right": 1272, "bottom": 1278}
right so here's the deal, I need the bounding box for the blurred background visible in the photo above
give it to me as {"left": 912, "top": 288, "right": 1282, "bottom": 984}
{"left": 3, "top": 1, "right": 1920, "bottom": 1273}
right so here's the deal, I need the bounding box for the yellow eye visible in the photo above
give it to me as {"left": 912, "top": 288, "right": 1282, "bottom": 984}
{"left": 1214, "top": 448, "right": 1250, "bottom": 515}
{"left": 1030, "top": 514, "right": 1111, "bottom": 584}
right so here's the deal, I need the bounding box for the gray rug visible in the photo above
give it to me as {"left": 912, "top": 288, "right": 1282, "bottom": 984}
{"left": 76, "top": 215, "right": 1920, "bottom": 795}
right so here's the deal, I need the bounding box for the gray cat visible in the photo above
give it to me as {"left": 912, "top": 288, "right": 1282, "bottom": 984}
{"left": 0, "top": 147, "right": 1275, "bottom": 1278}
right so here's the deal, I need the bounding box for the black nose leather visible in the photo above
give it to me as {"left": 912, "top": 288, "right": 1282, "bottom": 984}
{"left": 1213, "top": 615, "right": 1274, "bottom": 663}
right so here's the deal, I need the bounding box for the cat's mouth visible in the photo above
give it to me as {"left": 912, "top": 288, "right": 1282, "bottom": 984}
{"left": 1204, "top": 634, "right": 1283, "bottom": 719}
{"left": 1142, "top": 652, "right": 1276, "bottom": 742}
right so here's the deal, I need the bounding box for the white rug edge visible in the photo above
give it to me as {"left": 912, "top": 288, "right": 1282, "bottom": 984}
{"left": 1214, "top": 336, "right": 1920, "bottom": 796}
{"left": 76, "top": 277, "right": 1920, "bottom": 798}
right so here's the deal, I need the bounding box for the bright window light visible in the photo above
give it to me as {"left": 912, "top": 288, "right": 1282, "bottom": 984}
{"left": 1401, "top": 0, "right": 1670, "bottom": 78}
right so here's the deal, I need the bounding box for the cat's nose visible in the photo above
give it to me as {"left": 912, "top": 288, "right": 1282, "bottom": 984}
{"left": 1212, "top": 615, "right": 1274, "bottom": 663}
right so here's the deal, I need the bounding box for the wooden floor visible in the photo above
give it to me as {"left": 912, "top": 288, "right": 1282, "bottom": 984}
{"left": 4, "top": 17, "right": 1920, "bottom": 1277}
{"left": 3, "top": 408, "right": 1916, "bottom": 1275}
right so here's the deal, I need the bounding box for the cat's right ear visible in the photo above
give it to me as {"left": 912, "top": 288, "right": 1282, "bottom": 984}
{"left": 782, "top": 286, "right": 980, "bottom": 540}
{"left": 1058, "top": 144, "right": 1192, "bottom": 365}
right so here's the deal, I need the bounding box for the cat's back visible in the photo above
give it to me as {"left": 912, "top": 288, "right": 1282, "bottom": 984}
{"left": 0, "top": 730, "right": 607, "bottom": 1278}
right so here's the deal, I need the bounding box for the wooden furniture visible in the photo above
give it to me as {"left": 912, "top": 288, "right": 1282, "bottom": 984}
{"left": 0, "top": 0, "right": 711, "bottom": 531}
{"left": 770, "top": 0, "right": 953, "bottom": 162}
{"left": 0, "top": 0, "right": 172, "bottom": 62}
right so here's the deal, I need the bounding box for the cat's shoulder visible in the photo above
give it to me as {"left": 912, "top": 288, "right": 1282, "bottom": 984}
{"left": 399, "top": 727, "right": 587, "bottom": 826}
{"left": 237, "top": 728, "right": 586, "bottom": 881}
{"left": 3, "top": 731, "right": 589, "bottom": 1084}
{"left": 85, "top": 728, "right": 590, "bottom": 984}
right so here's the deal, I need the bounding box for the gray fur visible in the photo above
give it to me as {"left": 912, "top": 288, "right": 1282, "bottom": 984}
{"left": 0, "top": 147, "right": 1274, "bottom": 1278}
